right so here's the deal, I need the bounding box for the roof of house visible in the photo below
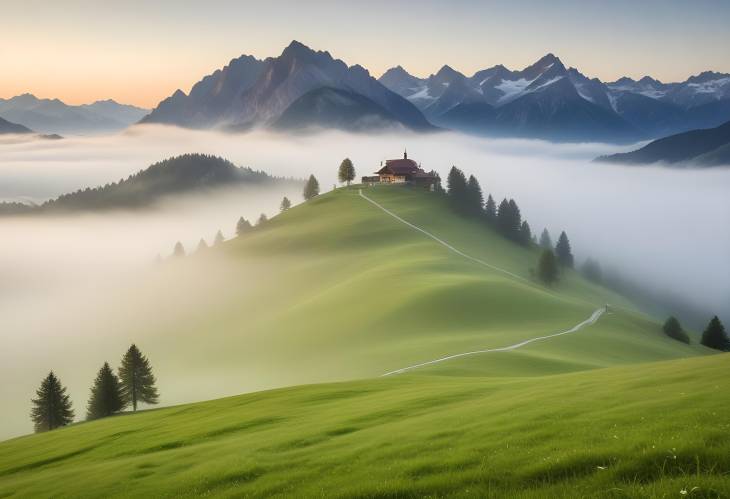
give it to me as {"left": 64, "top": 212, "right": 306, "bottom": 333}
{"left": 377, "top": 158, "right": 420, "bottom": 175}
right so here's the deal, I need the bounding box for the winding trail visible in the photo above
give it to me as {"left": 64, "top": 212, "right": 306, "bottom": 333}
{"left": 381, "top": 307, "right": 605, "bottom": 376}
{"left": 357, "top": 189, "right": 606, "bottom": 376}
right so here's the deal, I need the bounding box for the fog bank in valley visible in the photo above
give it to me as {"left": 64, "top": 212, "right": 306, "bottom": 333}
{"left": 1, "top": 125, "right": 727, "bottom": 439}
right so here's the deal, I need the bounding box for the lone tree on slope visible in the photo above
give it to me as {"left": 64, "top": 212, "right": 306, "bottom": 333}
{"left": 214, "top": 230, "right": 225, "bottom": 246}
{"left": 236, "top": 217, "right": 252, "bottom": 236}
{"left": 338, "top": 158, "right": 356, "bottom": 186}
{"left": 539, "top": 228, "right": 553, "bottom": 249}
{"left": 701, "top": 316, "right": 729, "bottom": 351}
{"left": 280, "top": 196, "right": 291, "bottom": 212}
{"left": 555, "top": 231, "right": 574, "bottom": 268}
{"left": 86, "top": 362, "right": 125, "bottom": 420}
{"left": 537, "top": 249, "right": 559, "bottom": 286}
{"left": 303, "top": 174, "right": 320, "bottom": 200}
{"left": 30, "top": 371, "right": 74, "bottom": 432}
{"left": 173, "top": 241, "right": 185, "bottom": 257}
{"left": 662, "top": 316, "right": 690, "bottom": 344}
{"left": 118, "top": 344, "right": 159, "bottom": 412}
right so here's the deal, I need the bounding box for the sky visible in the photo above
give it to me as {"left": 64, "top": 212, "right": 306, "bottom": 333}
{"left": 2, "top": 0, "right": 730, "bottom": 108}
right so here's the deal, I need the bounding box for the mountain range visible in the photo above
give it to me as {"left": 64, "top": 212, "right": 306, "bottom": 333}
{"left": 597, "top": 119, "right": 730, "bottom": 167}
{"left": 379, "top": 55, "right": 730, "bottom": 142}
{"left": 0, "top": 116, "right": 33, "bottom": 134}
{"left": 0, "top": 94, "right": 148, "bottom": 135}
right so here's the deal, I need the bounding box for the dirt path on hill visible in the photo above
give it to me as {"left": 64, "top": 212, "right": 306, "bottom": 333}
{"left": 357, "top": 189, "right": 607, "bottom": 376}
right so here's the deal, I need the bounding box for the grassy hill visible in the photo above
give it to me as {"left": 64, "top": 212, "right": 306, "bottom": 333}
{"left": 1, "top": 354, "right": 728, "bottom": 497}
{"left": 2, "top": 184, "right": 723, "bottom": 496}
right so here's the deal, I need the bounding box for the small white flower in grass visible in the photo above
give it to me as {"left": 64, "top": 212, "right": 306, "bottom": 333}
{"left": 596, "top": 466, "right": 607, "bottom": 470}
{"left": 680, "top": 489, "right": 687, "bottom": 495}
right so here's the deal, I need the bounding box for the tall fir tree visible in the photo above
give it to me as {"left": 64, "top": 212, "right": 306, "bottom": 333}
{"left": 196, "top": 238, "right": 208, "bottom": 253}
{"left": 496, "top": 198, "right": 511, "bottom": 236}
{"left": 236, "top": 216, "right": 252, "bottom": 236}
{"left": 507, "top": 199, "right": 522, "bottom": 240}
{"left": 662, "top": 316, "right": 690, "bottom": 344}
{"left": 537, "top": 249, "right": 559, "bottom": 286}
{"left": 118, "top": 345, "right": 159, "bottom": 412}
{"left": 555, "top": 231, "right": 574, "bottom": 268}
{"left": 30, "top": 371, "right": 74, "bottom": 432}
{"left": 280, "top": 196, "right": 291, "bottom": 211}
{"left": 484, "top": 194, "right": 497, "bottom": 226}
{"left": 303, "top": 174, "right": 320, "bottom": 200}
{"left": 519, "top": 221, "right": 532, "bottom": 246}
{"left": 338, "top": 158, "right": 356, "bottom": 185}
{"left": 446, "top": 166, "right": 468, "bottom": 212}
{"left": 700, "top": 316, "right": 729, "bottom": 351}
{"left": 214, "top": 230, "right": 225, "bottom": 246}
{"left": 539, "top": 228, "right": 553, "bottom": 249}
{"left": 466, "top": 175, "right": 484, "bottom": 216}
{"left": 86, "top": 362, "right": 125, "bottom": 420}
{"left": 173, "top": 241, "right": 185, "bottom": 257}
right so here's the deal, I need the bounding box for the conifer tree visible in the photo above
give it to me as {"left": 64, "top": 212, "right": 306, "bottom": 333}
{"left": 173, "top": 241, "right": 185, "bottom": 257}
{"left": 280, "top": 196, "right": 291, "bottom": 211}
{"left": 581, "top": 258, "right": 603, "bottom": 283}
{"left": 338, "top": 158, "right": 356, "bottom": 186}
{"left": 507, "top": 199, "right": 522, "bottom": 240}
{"left": 537, "top": 249, "right": 559, "bottom": 286}
{"left": 519, "top": 221, "right": 532, "bottom": 246}
{"left": 197, "top": 238, "right": 208, "bottom": 252}
{"left": 86, "top": 362, "right": 125, "bottom": 420}
{"left": 257, "top": 213, "right": 268, "bottom": 226}
{"left": 555, "top": 231, "right": 574, "bottom": 268}
{"left": 496, "top": 198, "right": 511, "bottom": 236}
{"left": 701, "top": 316, "right": 729, "bottom": 351}
{"left": 30, "top": 371, "right": 74, "bottom": 432}
{"left": 662, "top": 316, "right": 690, "bottom": 344}
{"left": 303, "top": 174, "right": 320, "bottom": 200}
{"left": 484, "top": 194, "right": 497, "bottom": 226}
{"left": 214, "top": 230, "right": 225, "bottom": 246}
{"left": 446, "top": 167, "right": 468, "bottom": 211}
{"left": 118, "top": 345, "right": 159, "bottom": 411}
{"left": 466, "top": 175, "right": 484, "bottom": 216}
{"left": 539, "top": 228, "right": 553, "bottom": 249}
{"left": 236, "top": 216, "right": 252, "bottom": 236}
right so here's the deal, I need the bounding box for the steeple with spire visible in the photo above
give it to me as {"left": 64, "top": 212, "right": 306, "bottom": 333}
{"left": 404, "top": 148, "right": 407, "bottom": 160}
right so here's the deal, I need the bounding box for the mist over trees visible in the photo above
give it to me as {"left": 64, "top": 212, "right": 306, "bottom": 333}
{"left": 662, "top": 316, "right": 690, "bottom": 344}
{"left": 555, "top": 231, "right": 574, "bottom": 268}
{"left": 280, "top": 197, "right": 291, "bottom": 211}
{"left": 214, "top": 230, "right": 225, "bottom": 246}
{"left": 537, "top": 249, "right": 559, "bottom": 286}
{"left": 30, "top": 372, "right": 74, "bottom": 433}
{"left": 581, "top": 258, "right": 603, "bottom": 283}
{"left": 118, "top": 345, "right": 159, "bottom": 412}
{"left": 539, "top": 229, "right": 553, "bottom": 249}
{"left": 173, "top": 241, "right": 185, "bottom": 257}
{"left": 236, "top": 217, "right": 252, "bottom": 236}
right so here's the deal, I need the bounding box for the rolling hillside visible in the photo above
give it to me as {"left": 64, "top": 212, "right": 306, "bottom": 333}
{"left": 1, "top": 185, "right": 723, "bottom": 496}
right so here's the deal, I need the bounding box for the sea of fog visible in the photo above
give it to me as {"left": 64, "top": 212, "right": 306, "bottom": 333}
{"left": 1, "top": 125, "right": 728, "bottom": 439}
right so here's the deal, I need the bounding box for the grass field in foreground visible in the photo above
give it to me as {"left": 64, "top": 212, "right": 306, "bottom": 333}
{"left": 1, "top": 353, "right": 728, "bottom": 498}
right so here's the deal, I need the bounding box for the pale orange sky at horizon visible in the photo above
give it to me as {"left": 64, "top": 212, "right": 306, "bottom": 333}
{"left": 3, "top": 0, "right": 729, "bottom": 108}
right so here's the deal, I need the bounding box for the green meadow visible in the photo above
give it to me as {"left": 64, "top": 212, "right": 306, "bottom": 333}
{"left": 2, "top": 185, "right": 726, "bottom": 497}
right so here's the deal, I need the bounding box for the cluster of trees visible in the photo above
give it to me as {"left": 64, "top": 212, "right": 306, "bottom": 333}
{"left": 30, "top": 345, "right": 158, "bottom": 433}
{"left": 661, "top": 315, "right": 729, "bottom": 350}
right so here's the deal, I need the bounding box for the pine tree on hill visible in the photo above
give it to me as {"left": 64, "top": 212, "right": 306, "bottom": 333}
{"left": 539, "top": 228, "right": 553, "bottom": 249}
{"left": 507, "top": 200, "right": 522, "bottom": 239}
{"left": 257, "top": 213, "right": 268, "bottom": 226}
{"left": 496, "top": 198, "right": 511, "bottom": 236}
{"left": 519, "top": 221, "right": 532, "bottom": 246}
{"left": 484, "top": 194, "right": 497, "bottom": 226}
{"left": 700, "top": 316, "right": 729, "bottom": 351}
{"left": 662, "top": 316, "right": 690, "bottom": 344}
{"left": 338, "top": 158, "right": 356, "bottom": 186}
{"left": 537, "top": 249, "right": 559, "bottom": 286}
{"left": 446, "top": 166, "right": 468, "bottom": 212}
{"left": 236, "top": 216, "right": 252, "bottom": 236}
{"left": 280, "top": 196, "right": 291, "bottom": 211}
{"left": 581, "top": 258, "right": 603, "bottom": 283}
{"left": 118, "top": 345, "right": 159, "bottom": 412}
{"left": 214, "top": 230, "right": 225, "bottom": 246}
{"left": 86, "top": 362, "right": 125, "bottom": 420}
{"left": 197, "top": 238, "right": 208, "bottom": 252}
{"left": 303, "top": 174, "right": 320, "bottom": 200}
{"left": 466, "top": 175, "right": 484, "bottom": 216}
{"left": 173, "top": 241, "right": 185, "bottom": 257}
{"left": 30, "top": 371, "right": 74, "bottom": 432}
{"left": 555, "top": 231, "right": 574, "bottom": 268}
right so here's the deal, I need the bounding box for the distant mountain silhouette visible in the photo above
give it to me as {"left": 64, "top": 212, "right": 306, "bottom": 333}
{"left": 142, "top": 41, "right": 434, "bottom": 132}
{"left": 0, "top": 154, "right": 300, "bottom": 215}
{"left": 0, "top": 116, "right": 33, "bottom": 134}
{"left": 597, "top": 120, "right": 730, "bottom": 167}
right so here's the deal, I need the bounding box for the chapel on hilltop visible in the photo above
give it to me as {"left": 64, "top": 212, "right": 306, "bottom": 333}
{"left": 362, "top": 150, "right": 440, "bottom": 190}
